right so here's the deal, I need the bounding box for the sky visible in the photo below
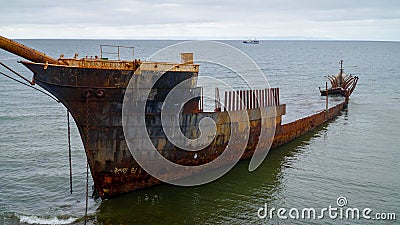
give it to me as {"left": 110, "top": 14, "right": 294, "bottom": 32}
{"left": 1, "top": 0, "right": 399, "bottom": 40}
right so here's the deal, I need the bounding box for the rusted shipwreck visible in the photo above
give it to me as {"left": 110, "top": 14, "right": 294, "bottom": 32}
{"left": 0, "top": 36, "right": 354, "bottom": 199}
{"left": 320, "top": 60, "right": 359, "bottom": 97}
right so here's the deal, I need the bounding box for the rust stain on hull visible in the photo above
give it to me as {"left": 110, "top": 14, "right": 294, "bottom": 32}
{"left": 0, "top": 36, "right": 349, "bottom": 199}
{"left": 20, "top": 60, "right": 346, "bottom": 199}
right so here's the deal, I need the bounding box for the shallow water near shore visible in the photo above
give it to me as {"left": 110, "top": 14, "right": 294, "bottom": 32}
{"left": 0, "top": 40, "right": 399, "bottom": 224}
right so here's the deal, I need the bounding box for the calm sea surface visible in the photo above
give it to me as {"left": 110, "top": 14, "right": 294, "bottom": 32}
{"left": 0, "top": 40, "right": 399, "bottom": 224}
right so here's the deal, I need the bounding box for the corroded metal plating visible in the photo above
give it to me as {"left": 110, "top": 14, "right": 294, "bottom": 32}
{"left": 0, "top": 37, "right": 349, "bottom": 199}
{"left": 320, "top": 60, "right": 359, "bottom": 97}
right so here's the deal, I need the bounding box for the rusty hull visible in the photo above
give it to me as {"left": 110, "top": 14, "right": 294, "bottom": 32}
{"left": 18, "top": 57, "right": 347, "bottom": 199}
{"left": 0, "top": 36, "right": 349, "bottom": 199}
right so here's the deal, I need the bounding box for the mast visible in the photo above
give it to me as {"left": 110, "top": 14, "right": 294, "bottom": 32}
{"left": 338, "top": 60, "right": 344, "bottom": 87}
{"left": 339, "top": 60, "right": 343, "bottom": 73}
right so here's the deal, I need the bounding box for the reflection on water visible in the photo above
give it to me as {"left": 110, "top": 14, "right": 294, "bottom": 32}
{"left": 92, "top": 124, "right": 329, "bottom": 224}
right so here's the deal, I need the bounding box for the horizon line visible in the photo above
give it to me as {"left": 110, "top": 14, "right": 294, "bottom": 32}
{"left": 9, "top": 37, "right": 400, "bottom": 42}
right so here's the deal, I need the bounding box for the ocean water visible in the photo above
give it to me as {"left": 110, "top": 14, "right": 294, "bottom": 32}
{"left": 0, "top": 40, "right": 399, "bottom": 224}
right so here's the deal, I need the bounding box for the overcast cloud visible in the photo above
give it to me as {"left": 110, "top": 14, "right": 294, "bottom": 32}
{"left": 1, "top": 0, "right": 399, "bottom": 40}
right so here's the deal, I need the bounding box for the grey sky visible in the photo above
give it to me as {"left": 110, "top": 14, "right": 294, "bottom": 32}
{"left": 1, "top": 0, "right": 399, "bottom": 40}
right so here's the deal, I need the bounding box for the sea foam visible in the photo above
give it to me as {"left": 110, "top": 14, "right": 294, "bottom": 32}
{"left": 19, "top": 215, "right": 77, "bottom": 225}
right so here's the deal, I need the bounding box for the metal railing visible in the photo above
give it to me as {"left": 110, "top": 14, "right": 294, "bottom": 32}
{"left": 100, "top": 45, "right": 134, "bottom": 61}
{"left": 223, "top": 88, "right": 280, "bottom": 111}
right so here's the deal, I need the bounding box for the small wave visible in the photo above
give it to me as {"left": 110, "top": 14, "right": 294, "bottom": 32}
{"left": 18, "top": 215, "right": 78, "bottom": 225}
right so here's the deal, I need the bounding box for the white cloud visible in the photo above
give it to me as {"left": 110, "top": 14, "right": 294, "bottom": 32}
{"left": 1, "top": 0, "right": 399, "bottom": 40}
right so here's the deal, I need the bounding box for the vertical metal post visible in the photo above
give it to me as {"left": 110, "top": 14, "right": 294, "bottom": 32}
{"left": 117, "top": 46, "right": 120, "bottom": 61}
{"left": 224, "top": 91, "right": 227, "bottom": 111}
{"left": 228, "top": 91, "right": 231, "bottom": 111}
{"left": 244, "top": 90, "right": 247, "bottom": 109}
{"left": 256, "top": 90, "right": 259, "bottom": 108}
{"left": 277, "top": 88, "right": 280, "bottom": 105}
{"left": 233, "top": 91, "right": 239, "bottom": 110}
{"left": 215, "top": 88, "right": 218, "bottom": 111}
{"left": 272, "top": 88, "right": 275, "bottom": 105}
{"left": 248, "top": 90, "right": 251, "bottom": 109}
{"left": 257, "top": 89, "right": 259, "bottom": 108}
{"left": 248, "top": 90, "right": 250, "bottom": 109}
{"left": 252, "top": 90, "right": 254, "bottom": 109}
{"left": 239, "top": 90, "right": 243, "bottom": 110}
{"left": 250, "top": 90, "right": 253, "bottom": 109}
{"left": 199, "top": 88, "right": 202, "bottom": 111}
{"left": 264, "top": 89, "right": 267, "bottom": 106}
{"left": 244, "top": 90, "right": 249, "bottom": 110}
{"left": 261, "top": 89, "right": 265, "bottom": 107}
{"left": 203, "top": 88, "right": 205, "bottom": 111}
{"left": 253, "top": 90, "right": 256, "bottom": 108}
{"left": 236, "top": 91, "right": 239, "bottom": 110}
{"left": 233, "top": 91, "right": 236, "bottom": 111}
{"left": 231, "top": 91, "right": 234, "bottom": 111}
{"left": 217, "top": 88, "right": 221, "bottom": 111}
{"left": 231, "top": 91, "right": 233, "bottom": 111}
{"left": 255, "top": 90, "right": 257, "bottom": 108}
{"left": 269, "top": 88, "right": 272, "bottom": 106}
{"left": 268, "top": 89, "right": 271, "bottom": 106}
{"left": 326, "top": 82, "right": 329, "bottom": 112}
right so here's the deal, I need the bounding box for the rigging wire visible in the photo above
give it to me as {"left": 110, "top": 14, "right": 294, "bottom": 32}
{"left": 0, "top": 71, "right": 60, "bottom": 103}
{"left": 84, "top": 96, "right": 90, "bottom": 225}
{"left": 67, "top": 110, "right": 73, "bottom": 194}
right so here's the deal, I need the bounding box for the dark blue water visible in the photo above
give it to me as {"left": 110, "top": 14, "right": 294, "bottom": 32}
{"left": 0, "top": 40, "right": 399, "bottom": 224}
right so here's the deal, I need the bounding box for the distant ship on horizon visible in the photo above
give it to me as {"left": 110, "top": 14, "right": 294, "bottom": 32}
{"left": 242, "top": 38, "right": 259, "bottom": 44}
